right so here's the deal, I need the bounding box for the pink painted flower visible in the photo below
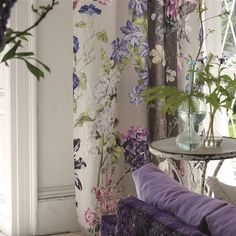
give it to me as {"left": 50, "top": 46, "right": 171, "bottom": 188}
{"left": 98, "top": 0, "right": 113, "bottom": 5}
{"left": 84, "top": 208, "right": 99, "bottom": 227}
{"left": 165, "top": 0, "right": 179, "bottom": 20}
{"left": 106, "top": 173, "right": 113, "bottom": 186}
{"left": 73, "top": 0, "right": 79, "bottom": 11}
{"left": 94, "top": 186, "right": 107, "bottom": 202}
{"left": 106, "top": 199, "right": 117, "bottom": 213}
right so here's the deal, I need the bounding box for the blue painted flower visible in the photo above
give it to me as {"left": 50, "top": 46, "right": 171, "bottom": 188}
{"left": 73, "top": 138, "right": 81, "bottom": 155}
{"left": 73, "top": 73, "right": 79, "bottom": 93}
{"left": 140, "top": 42, "right": 149, "bottom": 57}
{"left": 129, "top": 84, "right": 144, "bottom": 105}
{"left": 73, "top": 36, "right": 80, "bottom": 54}
{"left": 128, "top": 0, "right": 147, "bottom": 17}
{"left": 111, "top": 38, "right": 128, "bottom": 64}
{"left": 121, "top": 20, "right": 143, "bottom": 47}
{"left": 184, "top": 83, "right": 190, "bottom": 93}
{"left": 74, "top": 157, "right": 87, "bottom": 170}
{"left": 198, "top": 26, "right": 204, "bottom": 46}
{"left": 78, "top": 4, "right": 102, "bottom": 15}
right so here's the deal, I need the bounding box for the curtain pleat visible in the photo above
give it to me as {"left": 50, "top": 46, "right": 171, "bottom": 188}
{"left": 148, "top": 0, "right": 178, "bottom": 141}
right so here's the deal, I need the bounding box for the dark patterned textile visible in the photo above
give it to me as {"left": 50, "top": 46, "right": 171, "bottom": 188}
{"left": 100, "top": 197, "right": 208, "bottom": 236}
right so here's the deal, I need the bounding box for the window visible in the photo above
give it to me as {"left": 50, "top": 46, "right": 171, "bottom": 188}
{"left": 221, "top": 0, "right": 236, "bottom": 137}
{"left": 205, "top": 0, "right": 236, "bottom": 185}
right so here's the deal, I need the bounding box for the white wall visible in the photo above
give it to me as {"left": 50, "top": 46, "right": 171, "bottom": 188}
{"left": 36, "top": 0, "right": 79, "bottom": 234}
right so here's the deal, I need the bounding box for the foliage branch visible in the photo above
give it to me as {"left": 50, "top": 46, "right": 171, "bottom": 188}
{"left": 0, "top": 0, "right": 59, "bottom": 80}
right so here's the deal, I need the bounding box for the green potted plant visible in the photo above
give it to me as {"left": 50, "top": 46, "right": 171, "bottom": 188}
{"left": 194, "top": 54, "right": 236, "bottom": 147}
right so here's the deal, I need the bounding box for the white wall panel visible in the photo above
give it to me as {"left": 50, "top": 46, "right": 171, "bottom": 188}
{"left": 36, "top": 0, "right": 78, "bottom": 233}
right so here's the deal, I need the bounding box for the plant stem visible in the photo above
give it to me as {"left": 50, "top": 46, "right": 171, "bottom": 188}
{"left": 206, "top": 106, "right": 217, "bottom": 143}
{"left": 195, "top": 0, "right": 204, "bottom": 61}
{"left": 114, "top": 168, "right": 131, "bottom": 187}
{"left": 203, "top": 14, "right": 223, "bottom": 22}
{"left": 97, "top": 135, "right": 105, "bottom": 188}
{"left": 4, "top": 0, "right": 59, "bottom": 45}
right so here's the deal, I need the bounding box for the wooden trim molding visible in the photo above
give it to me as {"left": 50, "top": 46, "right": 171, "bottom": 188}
{"left": 10, "top": 1, "right": 37, "bottom": 235}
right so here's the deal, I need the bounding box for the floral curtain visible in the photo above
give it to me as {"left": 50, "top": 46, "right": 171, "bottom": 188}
{"left": 148, "top": 0, "right": 178, "bottom": 140}
{"left": 73, "top": 0, "right": 195, "bottom": 234}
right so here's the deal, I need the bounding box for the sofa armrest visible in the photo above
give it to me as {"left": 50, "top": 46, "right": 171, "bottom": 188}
{"left": 116, "top": 197, "right": 208, "bottom": 236}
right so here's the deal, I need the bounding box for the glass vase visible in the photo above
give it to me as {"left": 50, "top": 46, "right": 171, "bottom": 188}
{"left": 176, "top": 97, "right": 207, "bottom": 151}
{"left": 176, "top": 113, "right": 202, "bottom": 151}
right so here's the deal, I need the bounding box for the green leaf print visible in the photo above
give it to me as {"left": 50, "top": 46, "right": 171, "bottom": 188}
{"left": 74, "top": 110, "right": 94, "bottom": 127}
{"left": 96, "top": 30, "right": 108, "bottom": 43}
{"left": 75, "top": 21, "right": 87, "bottom": 28}
{"left": 79, "top": 73, "right": 87, "bottom": 90}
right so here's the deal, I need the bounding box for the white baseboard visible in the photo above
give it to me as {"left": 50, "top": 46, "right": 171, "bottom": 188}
{"left": 37, "top": 195, "right": 79, "bottom": 235}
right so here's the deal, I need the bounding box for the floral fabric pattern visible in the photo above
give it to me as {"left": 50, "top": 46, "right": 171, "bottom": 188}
{"left": 73, "top": 0, "right": 196, "bottom": 235}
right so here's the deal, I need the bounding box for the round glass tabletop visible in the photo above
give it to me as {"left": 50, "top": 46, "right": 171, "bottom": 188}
{"left": 149, "top": 137, "right": 236, "bottom": 161}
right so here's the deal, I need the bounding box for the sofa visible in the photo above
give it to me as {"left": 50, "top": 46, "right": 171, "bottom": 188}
{"left": 100, "top": 163, "right": 236, "bottom": 236}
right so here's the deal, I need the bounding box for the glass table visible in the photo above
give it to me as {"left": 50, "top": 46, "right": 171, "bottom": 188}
{"left": 149, "top": 137, "right": 236, "bottom": 195}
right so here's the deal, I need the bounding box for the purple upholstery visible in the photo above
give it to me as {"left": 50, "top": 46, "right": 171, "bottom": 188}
{"left": 100, "top": 215, "right": 116, "bottom": 236}
{"left": 100, "top": 197, "right": 207, "bottom": 236}
{"left": 132, "top": 163, "right": 227, "bottom": 233}
{"left": 116, "top": 197, "right": 208, "bottom": 236}
{"left": 206, "top": 204, "right": 236, "bottom": 236}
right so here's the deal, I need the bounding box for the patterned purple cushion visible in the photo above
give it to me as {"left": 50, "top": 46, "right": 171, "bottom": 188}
{"left": 132, "top": 163, "right": 227, "bottom": 233}
{"left": 100, "top": 215, "right": 116, "bottom": 236}
{"left": 116, "top": 197, "right": 208, "bottom": 236}
{"left": 206, "top": 204, "right": 236, "bottom": 236}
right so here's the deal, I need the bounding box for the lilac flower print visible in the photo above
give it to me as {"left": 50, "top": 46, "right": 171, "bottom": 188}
{"left": 121, "top": 20, "right": 143, "bottom": 47}
{"left": 73, "top": 36, "right": 80, "bottom": 54}
{"left": 111, "top": 38, "right": 128, "bottom": 64}
{"left": 78, "top": 4, "right": 102, "bottom": 15}
{"left": 129, "top": 84, "right": 144, "bottom": 105}
{"left": 128, "top": 0, "right": 147, "bottom": 17}
{"left": 121, "top": 126, "right": 151, "bottom": 170}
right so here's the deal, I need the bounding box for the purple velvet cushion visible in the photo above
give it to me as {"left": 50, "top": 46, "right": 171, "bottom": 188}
{"left": 206, "top": 204, "right": 236, "bottom": 236}
{"left": 132, "top": 163, "right": 227, "bottom": 232}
